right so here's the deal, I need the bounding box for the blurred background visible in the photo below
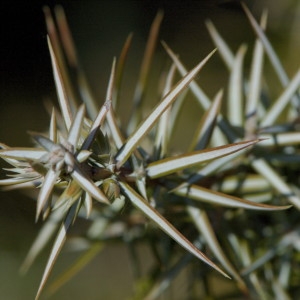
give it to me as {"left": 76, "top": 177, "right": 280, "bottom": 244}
{"left": 1, "top": 0, "right": 300, "bottom": 299}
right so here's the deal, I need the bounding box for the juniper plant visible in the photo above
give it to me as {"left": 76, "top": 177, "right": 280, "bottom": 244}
{"left": 1, "top": 4, "right": 299, "bottom": 299}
